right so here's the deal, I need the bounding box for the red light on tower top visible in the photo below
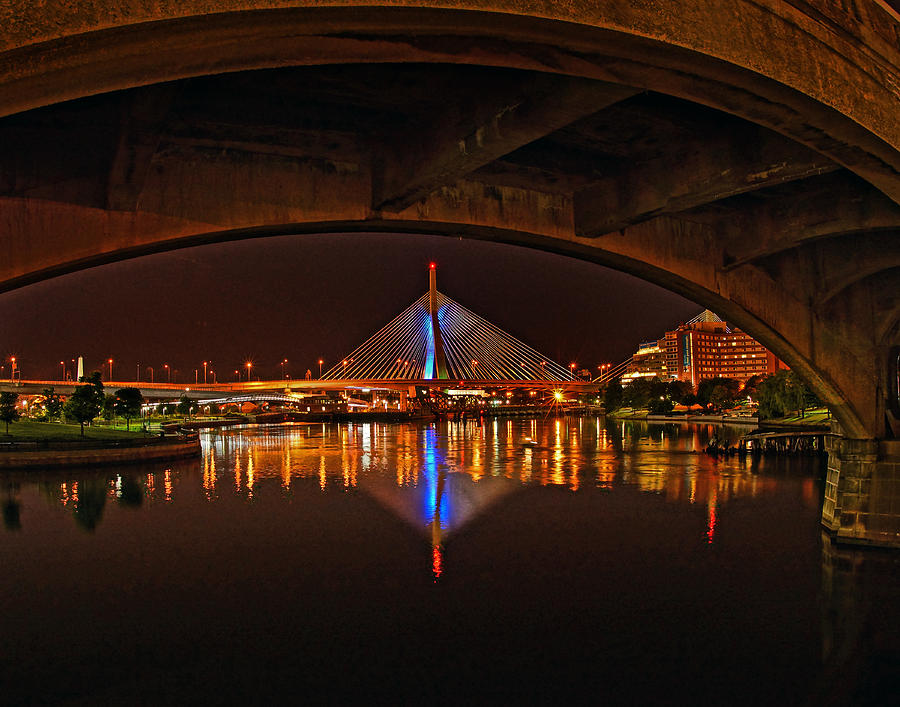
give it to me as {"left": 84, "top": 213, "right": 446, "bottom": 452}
{"left": 429, "top": 262, "right": 436, "bottom": 270}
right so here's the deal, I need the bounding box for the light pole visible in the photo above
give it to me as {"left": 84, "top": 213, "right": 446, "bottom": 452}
{"left": 209, "top": 369, "right": 216, "bottom": 384}
{"left": 280, "top": 358, "right": 288, "bottom": 379}
{"left": 10, "top": 357, "right": 17, "bottom": 382}
{"left": 164, "top": 364, "right": 170, "bottom": 383}
{"left": 107, "top": 358, "right": 113, "bottom": 381}
{"left": 569, "top": 362, "right": 576, "bottom": 381}
{"left": 318, "top": 358, "right": 323, "bottom": 379}
{"left": 246, "top": 361, "right": 252, "bottom": 381}
{"left": 203, "top": 361, "right": 208, "bottom": 384}
{"left": 60, "top": 360, "right": 65, "bottom": 380}
{"left": 194, "top": 369, "right": 199, "bottom": 384}
{"left": 136, "top": 362, "right": 140, "bottom": 382}
{"left": 234, "top": 369, "right": 239, "bottom": 382}
{"left": 147, "top": 366, "right": 154, "bottom": 383}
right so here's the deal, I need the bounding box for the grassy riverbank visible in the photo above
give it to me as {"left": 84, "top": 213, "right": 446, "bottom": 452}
{"left": 1, "top": 420, "right": 147, "bottom": 442}
{"left": 605, "top": 408, "right": 648, "bottom": 419}
{"left": 606, "top": 406, "right": 831, "bottom": 429}
{"left": 759, "top": 408, "right": 831, "bottom": 428}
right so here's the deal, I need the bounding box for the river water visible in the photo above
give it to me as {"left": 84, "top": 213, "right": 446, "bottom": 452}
{"left": 1, "top": 418, "right": 897, "bottom": 705}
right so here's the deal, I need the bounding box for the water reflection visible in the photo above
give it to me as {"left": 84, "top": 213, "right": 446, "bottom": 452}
{"left": 1, "top": 418, "right": 815, "bottom": 548}
{"left": 0, "top": 418, "right": 895, "bottom": 705}
{"left": 2, "top": 465, "right": 184, "bottom": 535}
{"left": 2, "top": 486, "right": 20, "bottom": 531}
{"left": 0, "top": 422, "right": 798, "bottom": 539}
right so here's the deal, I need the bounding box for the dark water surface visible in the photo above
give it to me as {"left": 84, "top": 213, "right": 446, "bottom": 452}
{"left": 1, "top": 419, "right": 897, "bottom": 705}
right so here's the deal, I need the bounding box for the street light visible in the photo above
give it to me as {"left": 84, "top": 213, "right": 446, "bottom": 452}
{"left": 147, "top": 366, "right": 154, "bottom": 383}
{"left": 280, "top": 358, "right": 288, "bottom": 379}
{"left": 246, "top": 361, "right": 252, "bottom": 381}
{"left": 108, "top": 358, "right": 113, "bottom": 381}
{"left": 209, "top": 369, "right": 216, "bottom": 384}
{"left": 569, "top": 362, "right": 576, "bottom": 380}
{"left": 203, "top": 361, "right": 208, "bottom": 384}
{"left": 59, "top": 361, "right": 65, "bottom": 380}
{"left": 164, "top": 363, "right": 170, "bottom": 383}
{"left": 318, "top": 358, "right": 323, "bottom": 379}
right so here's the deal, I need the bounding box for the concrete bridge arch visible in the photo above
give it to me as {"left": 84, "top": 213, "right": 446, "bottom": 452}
{"left": 0, "top": 0, "right": 899, "bottom": 543}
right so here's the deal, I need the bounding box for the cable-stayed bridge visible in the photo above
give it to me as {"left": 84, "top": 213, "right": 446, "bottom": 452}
{"left": 322, "top": 265, "right": 581, "bottom": 387}
{"left": 1, "top": 267, "right": 596, "bottom": 400}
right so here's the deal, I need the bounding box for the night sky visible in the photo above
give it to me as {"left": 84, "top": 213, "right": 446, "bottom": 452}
{"left": 0, "top": 232, "right": 699, "bottom": 383}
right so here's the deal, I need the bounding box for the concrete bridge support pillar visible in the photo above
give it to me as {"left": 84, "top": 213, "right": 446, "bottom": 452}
{"left": 823, "top": 434, "right": 900, "bottom": 547}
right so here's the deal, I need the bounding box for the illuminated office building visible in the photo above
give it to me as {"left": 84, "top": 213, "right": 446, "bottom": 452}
{"left": 626, "top": 310, "right": 787, "bottom": 387}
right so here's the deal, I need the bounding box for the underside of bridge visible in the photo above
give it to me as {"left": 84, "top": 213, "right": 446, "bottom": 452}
{"left": 0, "top": 0, "right": 899, "bottom": 544}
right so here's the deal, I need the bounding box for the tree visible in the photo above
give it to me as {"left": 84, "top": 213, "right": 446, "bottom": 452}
{"left": 102, "top": 394, "right": 116, "bottom": 422}
{"left": 648, "top": 377, "right": 669, "bottom": 402}
{"left": 708, "top": 385, "right": 734, "bottom": 413}
{"left": 79, "top": 371, "right": 105, "bottom": 411}
{"left": 42, "top": 387, "right": 63, "bottom": 421}
{"left": 648, "top": 396, "right": 675, "bottom": 414}
{"left": 667, "top": 380, "right": 695, "bottom": 405}
{"left": 756, "top": 370, "right": 807, "bottom": 419}
{"left": 64, "top": 384, "right": 103, "bottom": 436}
{"left": 114, "top": 388, "right": 143, "bottom": 430}
{"left": 741, "top": 375, "right": 765, "bottom": 402}
{"left": 802, "top": 382, "right": 822, "bottom": 417}
{"left": 756, "top": 373, "right": 784, "bottom": 419}
{"left": 778, "top": 371, "right": 806, "bottom": 418}
{"left": 176, "top": 395, "right": 197, "bottom": 417}
{"left": 0, "top": 392, "right": 21, "bottom": 434}
{"left": 696, "top": 377, "right": 740, "bottom": 409}
{"left": 603, "top": 381, "right": 623, "bottom": 412}
{"left": 622, "top": 378, "right": 652, "bottom": 410}
{"left": 644, "top": 377, "right": 675, "bottom": 414}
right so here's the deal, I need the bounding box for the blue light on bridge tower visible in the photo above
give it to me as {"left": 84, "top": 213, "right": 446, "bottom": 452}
{"left": 423, "top": 309, "right": 435, "bottom": 380}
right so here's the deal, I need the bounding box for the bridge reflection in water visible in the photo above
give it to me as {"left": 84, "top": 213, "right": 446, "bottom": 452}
{"left": 3, "top": 418, "right": 897, "bottom": 704}
{"left": 47, "top": 419, "right": 819, "bottom": 559}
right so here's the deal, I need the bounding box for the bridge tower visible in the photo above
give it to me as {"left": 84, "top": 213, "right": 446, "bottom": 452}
{"left": 427, "top": 264, "right": 450, "bottom": 380}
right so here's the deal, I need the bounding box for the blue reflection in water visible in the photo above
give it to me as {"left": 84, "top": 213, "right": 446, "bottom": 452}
{"left": 423, "top": 309, "right": 435, "bottom": 380}
{"left": 421, "top": 427, "right": 450, "bottom": 531}
{"left": 422, "top": 426, "right": 449, "bottom": 580}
